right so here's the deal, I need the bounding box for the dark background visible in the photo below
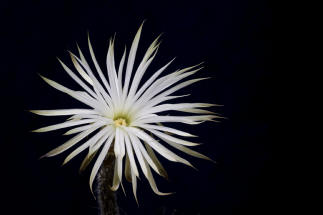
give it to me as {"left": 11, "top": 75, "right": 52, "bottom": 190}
{"left": 1, "top": 0, "right": 272, "bottom": 214}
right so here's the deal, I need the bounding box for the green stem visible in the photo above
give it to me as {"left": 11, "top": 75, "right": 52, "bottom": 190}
{"left": 96, "top": 150, "right": 120, "bottom": 215}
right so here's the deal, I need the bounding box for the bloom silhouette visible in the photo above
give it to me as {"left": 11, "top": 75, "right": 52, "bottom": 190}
{"left": 31, "top": 23, "right": 219, "bottom": 201}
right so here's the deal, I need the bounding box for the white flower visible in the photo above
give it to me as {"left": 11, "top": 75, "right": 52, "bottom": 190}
{"left": 31, "top": 23, "right": 220, "bottom": 201}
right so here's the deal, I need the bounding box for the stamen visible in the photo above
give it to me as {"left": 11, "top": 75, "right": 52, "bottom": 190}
{"left": 114, "top": 118, "right": 127, "bottom": 127}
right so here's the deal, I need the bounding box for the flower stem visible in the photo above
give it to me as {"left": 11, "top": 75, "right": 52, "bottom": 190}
{"left": 96, "top": 150, "right": 120, "bottom": 215}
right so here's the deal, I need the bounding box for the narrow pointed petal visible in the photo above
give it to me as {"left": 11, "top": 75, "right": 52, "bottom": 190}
{"left": 161, "top": 136, "right": 214, "bottom": 162}
{"left": 110, "top": 127, "right": 126, "bottom": 191}
{"left": 111, "top": 160, "right": 120, "bottom": 191}
{"left": 133, "top": 58, "right": 175, "bottom": 102}
{"left": 89, "top": 134, "right": 114, "bottom": 195}
{"left": 87, "top": 35, "right": 106, "bottom": 86}
{"left": 128, "top": 127, "right": 195, "bottom": 169}
{"left": 91, "top": 130, "right": 113, "bottom": 153}
{"left": 140, "top": 68, "right": 204, "bottom": 104}
{"left": 146, "top": 128, "right": 200, "bottom": 146}
{"left": 140, "top": 78, "right": 209, "bottom": 111}
{"left": 33, "top": 119, "right": 96, "bottom": 133}
{"left": 144, "top": 143, "right": 168, "bottom": 179}
{"left": 125, "top": 154, "right": 132, "bottom": 182}
{"left": 62, "top": 126, "right": 111, "bottom": 165}
{"left": 76, "top": 43, "right": 90, "bottom": 68}
{"left": 79, "top": 149, "right": 98, "bottom": 172}
{"left": 70, "top": 53, "right": 114, "bottom": 110}
{"left": 117, "top": 46, "right": 126, "bottom": 92}
{"left": 126, "top": 35, "right": 161, "bottom": 100}
{"left": 79, "top": 127, "right": 112, "bottom": 172}
{"left": 134, "top": 115, "right": 216, "bottom": 125}
{"left": 58, "top": 57, "right": 98, "bottom": 99}
{"left": 69, "top": 52, "right": 111, "bottom": 112}
{"left": 116, "top": 129, "right": 126, "bottom": 182}
{"left": 87, "top": 35, "right": 116, "bottom": 106}
{"left": 39, "top": 75, "right": 103, "bottom": 111}
{"left": 128, "top": 130, "right": 170, "bottom": 195}
{"left": 70, "top": 50, "right": 93, "bottom": 85}
{"left": 139, "top": 124, "right": 196, "bottom": 137}
{"left": 137, "top": 103, "right": 216, "bottom": 116}
{"left": 143, "top": 158, "right": 173, "bottom": 196}
{"left": 132, "top": 116, "right": 197, "bottom": 125}
{"left": 123, "top": 23, "right": 143, "bottom": 97}
{"left": 30, "top": 109, "right": 97, "bottom": 116}
{"left": 131, "top": 169, "right": 138, "bottom": 204}
{"left": 136, "top": 139, "right": 162, "bottom": 176}
{"left": 41, "top": 124, "right": 102, "bottom": 158}
{"left": 179, "top": 108, "right": 216, "bottom": 114}
{"left": 124, "top": 131, "right": 139, "bottom": 177}
{"left": 63, "top": 121, "right": 106, "bottom": 136}
{"left": 133, "top": 65, "right": 203, "bottom": 113}
{"left": 127, "top": 131, "right": 149, "bottom": 177}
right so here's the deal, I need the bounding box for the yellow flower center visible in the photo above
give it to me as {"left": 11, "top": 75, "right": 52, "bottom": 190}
{"left": 114, "top": 118, "right": 128, "bottom": 127}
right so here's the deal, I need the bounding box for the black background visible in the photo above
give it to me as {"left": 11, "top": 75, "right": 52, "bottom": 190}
{"left": 1, "top": 0, "right": 272, "bottom": 214}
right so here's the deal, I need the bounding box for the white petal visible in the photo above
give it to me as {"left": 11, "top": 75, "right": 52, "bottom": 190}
{"left": 90, "top": 129, "right": 113, "bottom": 153}
{"left": 159, "top": 136, "right": 214, "bottom": 162}
{"left": 131, "top": 168, "right": 138, "bottom": 203}
{"left": 30, "top": 109, "right": 97, "bottom": 116}
{"left": 76, "top": 43, "right": 90, "bottom": 69}
{"left": 138, "top": 124, "right": 196, "bottom": 137}
{"left": 110, "top": 127, "right": 126, "bottom": 191}
{"left": 69, "top": 52, "right": 111, "bottom": 113}
{"left": 134, "top": 115, "right": 216, "bottom": 125}
{"left": 58, "top": 58, "right": 98, "bottom": 99}
{"left": 111, "top": 159, "right": 120, "bottom": 191}
{"left": 139, "top": 78, "right": 209, "bottom": 112}
{"left": 39, "top": 75, "right": 103, "bottom": 111}
{"left": 87, "top": 35, "right": 108, "bottom": 88}
{"left": 70, "top": 53, "right": 114, "bottom": 111}
{"left": 143, "top": 159, "right": 172, "bottom": 196}
{"left": 62, "top": 126, "right": 111, "bottom": 165}
{"left": 127, "top": 127, "right": 195, "bottom": 168}
{"left": 126, "top": 35, "right": 160, "bottom": 101}
{"left": 124, "top": 131, "right": 139, "bottom": 177}
{"left": 40, "top": 123, "right": 102, "bottom": 158}
{"left": 70, "top": 49, "right": 93, "bottom": 85}
{"left": 145, "top": 128, "right": 200, "bottom": 146}
{"left": 132, "top": 58, "right": 175, "bottom": 102}
{"left": 127, "top": 131, "right": 149, "bottom": 177}
{"left": 87, "top": 35, "right": 112, "bottom": 94}
{"left": 125, "top": 154, "right": 132, "bottom": 182}
{"left": 132, "top": 65, "right": 203, "bottom": 113}
{"left": 117, "top": 46, "right": 126, "bottom": 94}
{"left": 132, "top": 116, "right": 196, "bottom": 125}
{"left": 64, "top": 121, "right": 106, "bottom": 135}
{"left": 114, "top": 127, "right": 121, "bottom": 156}
{"left": 137, "top": 103, "right": 215, "bottom": 116}
{"left": 122, "top": 23, "right": 143, "bottom": 99}
{"left": 116, "top": 128, "right": 126, "bottom": 181}
{"left": 79, "top": 149, "right": 98, "bottom": 172}
{"left": 144, "top": 143, "right": 168, "bottom": 179}
{"left": 32, "top": 119, "right": 97, "bottom": 133}
{"left": 68, "top": 114, "right": 113, "bottom": 124}
{"left": 136, "top": 139, "right": 162, "bottom": 176}
{"left": 128, "top": 130, "right": 170, "bottom": 195}
{"left": 178, "top": 108, "right": 216, "bottom": 114}
{"left": 140, "top": 68, "right": 203, "bottom": 104}
{"left": 107, "top": 39, "right": 124, "bottom": 109}
{"left": 89, "top": 133, "right": 114, "bottom": 194}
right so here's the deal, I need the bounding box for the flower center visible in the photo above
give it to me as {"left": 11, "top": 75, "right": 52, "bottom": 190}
{"left": 114, "top": 118, "right": 128, "bottom": 127}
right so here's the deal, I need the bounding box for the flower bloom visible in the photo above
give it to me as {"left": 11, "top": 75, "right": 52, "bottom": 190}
{"left": 31, "top": 24, "right": 220, "bottom": 201}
